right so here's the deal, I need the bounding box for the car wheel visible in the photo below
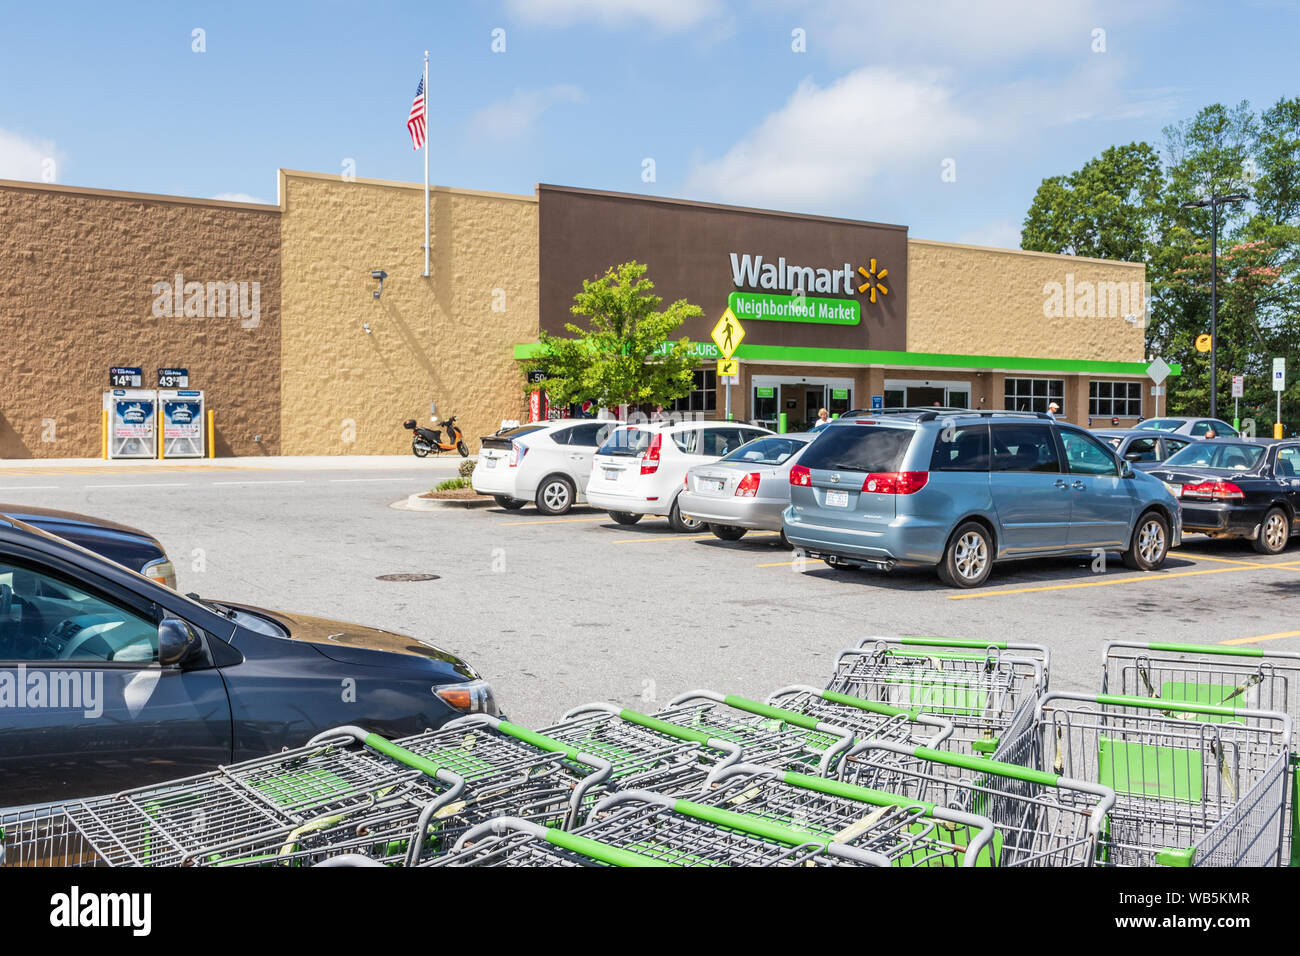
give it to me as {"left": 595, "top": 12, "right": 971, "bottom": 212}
{"left": 709, "top": 524, "right": 747, "bottom": 541}
{"left": 493, "top": 495, "right": 527, "bottom": 510}
{"left": 1252, "top": 507, "right": 1290, "bottom": 555}
{"left": 669, "top": 499, "right": 704, "bottom": 533}
{"left": 608, "top": 511, "right": 642, "bottom": 526}
{"left": 938, "top": 521, "right": 993, "bottom": 588}
{"left": 1122, "top": 511, "right": 1170, "bottom": 570}
{"left": 535, "top": 476, "right": 575, "bottom": 516}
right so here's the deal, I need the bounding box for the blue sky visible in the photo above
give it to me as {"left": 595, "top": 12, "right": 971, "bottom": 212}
{"left": 2, "top": 0, "right": 1297, "bottom": 247}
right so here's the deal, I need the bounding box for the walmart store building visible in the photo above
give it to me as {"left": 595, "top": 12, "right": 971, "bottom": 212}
{"left": 0, "top": 171, "right": 1165, "bottom": 458}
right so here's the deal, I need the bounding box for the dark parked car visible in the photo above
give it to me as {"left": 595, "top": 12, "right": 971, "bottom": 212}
{"left": 1137, "top": 438, "right": 1300, "bottom": 554}
{"left": 0, "top": 503, "right": 176, "bottom": 588}
{"left": 0, "top": 516, "right": 496, "bottom": 803}
{"left": 1090, "top": 429, "right": 1198, "bottom": 465}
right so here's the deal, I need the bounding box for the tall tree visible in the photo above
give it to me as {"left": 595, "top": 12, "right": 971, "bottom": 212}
{"left": 531, "top": 261, "right": 703, "bottom": 412}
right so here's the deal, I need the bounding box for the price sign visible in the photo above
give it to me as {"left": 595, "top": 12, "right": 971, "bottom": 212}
{"left": 526, "top": 369, "right": 549, "bottom": 385}
{"left": 158, "top": 367, "right": 189, "bottom": 388}
{"left": 110, "top": 367, "right": 142, "bottom": 388}
{"left": 1232, "top": 375, "right": 1244, "bottom": 398}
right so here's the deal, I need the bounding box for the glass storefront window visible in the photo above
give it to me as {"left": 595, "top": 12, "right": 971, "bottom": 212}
{"left": 1089, "top": 380, "right": 1142, "bottom": 418}
{"left": 1004, "top": 378, "right": 1064, "bottom": 414}
{"left": 672, "top": 369, "right": 717, "bottom": 414}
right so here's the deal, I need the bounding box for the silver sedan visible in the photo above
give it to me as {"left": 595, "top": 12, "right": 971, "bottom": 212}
{"left": 679, "top": 432, "right": 815, "bottom": 541}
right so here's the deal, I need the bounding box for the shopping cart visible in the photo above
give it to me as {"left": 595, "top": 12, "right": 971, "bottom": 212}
{"left": 828, "top": 638, "right": 1048, "bottom": 761}
{"left": 563, "top": 768, "right": 997, "bottom": 867}
{"left": 1, "top": 719, "right": 616, "bottom": 868}
{"left": 0, "top": 727, "right": 466, "bottom": 867}
{"left": 838, "top": 739, "right": 1116, "bottom": 866}
{"left": 1005, "top": 692, "right": 1293, "bottom": 867}
{"left": 659, "top": 690, "right": 857, "bottom": 774}
{"left": 1100, "top": 640, "right": 1300, "bottom": 866}
{"left": 426, "top": 818, "right": 676, "bottom": 867}
{"left": 765, "top": 684, "right": 955, "bottom": 751}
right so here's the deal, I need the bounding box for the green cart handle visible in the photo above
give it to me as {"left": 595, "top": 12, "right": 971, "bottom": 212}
{"left": 1103, "top": 640, "right": 1270, "bottom": 660}
{"left": 453, "top": 817, "right": 677, "bottom": 867}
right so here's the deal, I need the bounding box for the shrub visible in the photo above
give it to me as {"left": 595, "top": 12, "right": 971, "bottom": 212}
{"left": 459, "top": 459, "right": 476, "bottom": 477}
{"left": 434, "top": 477, "right": 471, "bottom": 492}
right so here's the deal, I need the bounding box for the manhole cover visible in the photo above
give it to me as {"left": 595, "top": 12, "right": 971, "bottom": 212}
{"left": 375, "top": 573, "right": 440, "bottom": 582}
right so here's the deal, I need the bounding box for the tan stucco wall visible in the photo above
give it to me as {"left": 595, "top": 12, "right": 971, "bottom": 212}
{"left": 278, "top": 170, "right": 538, "bottom": 456}
{"left": 0, "top": 180, "right": 281, "bottom": 458}
{"left": 906, "top": 239, "right": 1147, "bottom": 362}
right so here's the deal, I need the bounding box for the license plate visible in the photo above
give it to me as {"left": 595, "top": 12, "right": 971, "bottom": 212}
{"left": 703, "top": 478, "right": 724, "bottom": 492}
{"left": 825, "top": 490, "right": 850, "bottom": 508}
{"left": 604, "top": 468, "right": 620, "bottom": 480}
{"left": 483, "top": 457, "right": 497, "bottom": 469}
{"left": 1165, "top": 482, "right": 1182, "bottom": 497}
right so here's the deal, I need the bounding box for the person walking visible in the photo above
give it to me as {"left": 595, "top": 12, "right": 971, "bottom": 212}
{"left": 813, "top": 407, "right": 832, "bottom": 428}
{"left": 1047, "top": 401, "right": 1060, "bottom": 420}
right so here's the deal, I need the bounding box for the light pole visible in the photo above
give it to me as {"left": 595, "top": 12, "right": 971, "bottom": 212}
{"left": 1182, "top": 192, "right": 1248, "bottom": 420}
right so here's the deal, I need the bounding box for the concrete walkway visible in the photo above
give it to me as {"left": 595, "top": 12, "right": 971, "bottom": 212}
{"left": 0, "top": 454, "right": 467, "bottom": 475}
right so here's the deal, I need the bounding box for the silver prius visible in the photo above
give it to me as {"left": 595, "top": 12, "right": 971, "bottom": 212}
{"left": 679, "top": 432, "right": 814, "bottom": 541}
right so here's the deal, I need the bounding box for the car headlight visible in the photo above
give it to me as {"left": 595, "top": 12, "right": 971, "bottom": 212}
{"left": 434, "top": 679, "right": 498, "bottom": 715}
{"left": 141, "top": 557, "right": 177, "bottom": 590}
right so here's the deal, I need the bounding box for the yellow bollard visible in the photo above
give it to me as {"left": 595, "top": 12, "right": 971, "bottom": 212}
{"left": 101, "top": 409, "right": 108, "bottom": 459}
{"left": 1276, "top": 422, "right": 1284, "bottom": 440}
{"left": 207, "top": 409, "right": 215, "bottom": 458}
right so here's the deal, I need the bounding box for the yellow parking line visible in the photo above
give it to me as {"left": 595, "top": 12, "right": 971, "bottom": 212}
{"left": 500, "top": 516, "right": 610, "bottom": 526}
{"left": 757, "top": 559, "right": 799, "bottom": 568}
{"left": 1221, "top": 630, "right": 1300, "bottom": 646}
{"left": 947, "top": 563, "right": 1278, "bottom": 600}
{"left": 1186, "top": 553, "right": 1297, "bottom": 568}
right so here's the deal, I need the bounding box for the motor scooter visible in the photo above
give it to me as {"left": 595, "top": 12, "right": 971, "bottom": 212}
{"left": 403, "top": 413, "right": 469, "bottom": 457}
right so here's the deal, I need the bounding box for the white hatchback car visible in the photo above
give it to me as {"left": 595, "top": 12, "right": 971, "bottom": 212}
{"left": 472, "top": 419, "right": 619, "bottom": 515}
{"left": 586, "top": 420, "right": 773, "bottom": 531}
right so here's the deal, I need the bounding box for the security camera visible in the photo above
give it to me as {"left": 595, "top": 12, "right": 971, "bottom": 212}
{"left": 370, "top": 270, "right": 388, "bottom": 299}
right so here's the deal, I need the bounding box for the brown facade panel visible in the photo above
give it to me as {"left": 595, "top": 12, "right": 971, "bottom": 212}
{"left": 0, "top": 180, "right": 281, "bottom": 458}
{"left": 539, "top": 185, "right": 908, "bottom": 352}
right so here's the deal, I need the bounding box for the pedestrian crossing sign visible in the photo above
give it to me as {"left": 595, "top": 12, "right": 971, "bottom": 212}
{"left": 711, "top": 308, "right": 745, "bottom": 359}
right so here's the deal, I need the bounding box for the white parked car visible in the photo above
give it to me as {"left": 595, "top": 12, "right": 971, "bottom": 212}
{"left": 472, "top": 419, "right": 618, "bottom": 515}
{"left": 678, "top": 432, "right": 815, "bottom": 541}
{"left": 586, "top": 421, "right": 773, "bottom": 531}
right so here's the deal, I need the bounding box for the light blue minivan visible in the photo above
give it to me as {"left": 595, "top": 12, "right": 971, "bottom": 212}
{"left": 783, "top": 410, "right": 1181, "bottom": 588}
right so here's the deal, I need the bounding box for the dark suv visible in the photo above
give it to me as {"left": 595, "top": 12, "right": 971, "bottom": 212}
{"left": 783, "top": 410, "right": 1181, "bottom": 588}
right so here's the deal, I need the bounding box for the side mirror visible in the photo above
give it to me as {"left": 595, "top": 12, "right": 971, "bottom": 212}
{"left": 158, "top": 618, "right": 202, "bottom": 666}
{"left": 1120, "top": 460, "right": 1135, "bottom": 479}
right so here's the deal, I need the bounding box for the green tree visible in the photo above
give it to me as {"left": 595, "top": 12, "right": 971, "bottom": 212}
{"left": 531, "top": 261, "right": 703, "bottom": 412}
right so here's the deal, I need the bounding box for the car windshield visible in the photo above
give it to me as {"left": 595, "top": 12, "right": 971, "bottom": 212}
{"left": 1134, "top": 419, "right": 1182, "bottom": 431}
{"left": 721, "top": 435, "right": 809, "bottom": 466}
{"left": 797, "top": 426, "right": 912, "bottom": 473}
{"left": 495, "top": 424, "right": 547, "bottom": 439}
{"left": 597, "top": 427, "right": 653, "bottom": 457}
{"left": 1163, "top": 442, "right": 1265, "bottom": 471}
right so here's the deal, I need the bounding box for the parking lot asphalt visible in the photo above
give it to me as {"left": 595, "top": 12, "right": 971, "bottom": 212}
{"left": 5, "top": 461, "right": 1299, "bottom": 729}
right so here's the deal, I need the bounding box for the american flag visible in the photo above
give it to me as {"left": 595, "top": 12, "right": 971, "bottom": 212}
{"left": 407, "top": 75, "right": 426, "bottom": 150}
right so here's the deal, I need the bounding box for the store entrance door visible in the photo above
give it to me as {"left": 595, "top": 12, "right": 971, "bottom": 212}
{"left": 751, "top": 377, "right": 854, "bottom": 430}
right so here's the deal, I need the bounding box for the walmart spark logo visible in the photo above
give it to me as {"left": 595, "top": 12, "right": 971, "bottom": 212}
{"left": 856, "top": 259, "right": 889, "bottom": 304}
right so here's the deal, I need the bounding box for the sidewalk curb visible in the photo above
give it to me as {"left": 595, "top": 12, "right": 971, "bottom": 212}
{"left": 392, "top": 493, "right": 495, "bottom": 511}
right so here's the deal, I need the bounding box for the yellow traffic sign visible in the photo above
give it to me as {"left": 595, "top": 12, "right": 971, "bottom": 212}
{"left": 710, "top": 307, "right": 745, "bottom": 359}
{"left": 717, "top": 358, "right": 738, "bottom": 377}
{"left": 1195, "top": 334, "right": 1213, "bottom": 353}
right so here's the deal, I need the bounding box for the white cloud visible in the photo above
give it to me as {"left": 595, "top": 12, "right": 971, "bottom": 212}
{"left": 466, "top": 84, "right": 586, "bottom": 142}
{"left": 0, "top": 128, "right": 61, "bottom": 182}
{"left": 505, "top": 0, "right": 724, "bottom": 31}
{"left": 956, "top": 217, "right": 1024, "bottom": 250}
{"left": 210, "top": 192, "right": 271, "bottom": 205}
{"left": 686, "top": 68, "right": 980, "bottom": 209}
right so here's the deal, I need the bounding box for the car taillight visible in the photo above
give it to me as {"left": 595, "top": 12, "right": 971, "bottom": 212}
{"left": 508, "top": 441, "right": 527, "bottom": 467}
{"left": 789, "top": 464, "right": 812, "bottom": 486}
{"left": 862, "top": 471, "right": 929, "bottom": 495}
{"left": 640, "top": 433, "right": 662, "bottom": 475}
{"left": 735, "top": 472, "right": 761, "bottom": 497}
{"left": 1181, "top": 480, "right": 1244, "bottom": 500}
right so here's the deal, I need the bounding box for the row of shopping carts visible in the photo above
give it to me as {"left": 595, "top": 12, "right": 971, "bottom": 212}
{"left": 1, "top": 637, "right": 1295, "bottom": 868}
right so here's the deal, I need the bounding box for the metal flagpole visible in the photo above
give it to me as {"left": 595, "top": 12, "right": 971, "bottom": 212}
{"left": 422, "top": 50, "right": 430, "bottom": 278}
